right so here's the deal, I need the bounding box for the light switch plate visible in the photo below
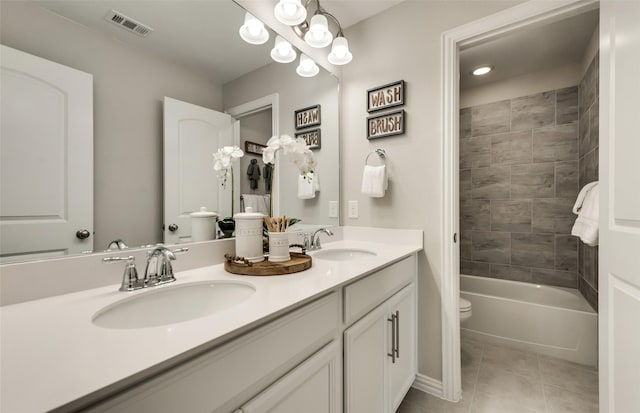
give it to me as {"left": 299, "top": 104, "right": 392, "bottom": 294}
{"left": 348, "top": 200, "right": 358, "bottom": 218}
{"left": 329, "top": 201, "right": 338, "bottom": 218}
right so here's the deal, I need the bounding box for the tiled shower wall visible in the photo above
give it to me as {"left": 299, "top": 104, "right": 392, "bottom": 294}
{"left": 577, "top": 53, "right": 599, "bottom": 311}
{"left": 459, "top": 87, "right": 580, "bottom": 288}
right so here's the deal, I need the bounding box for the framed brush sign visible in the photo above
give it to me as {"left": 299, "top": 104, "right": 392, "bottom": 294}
{"left": 367, "top": 109, "right": 405, "bottom": 140}
{"left": 244, "top": 140, "right": 266, "bottom": 156}
{"left": 295, "top": 128, "right": 321, "bottom": 150}
{"left": 294, "top": 104, "right": 321, "bottom": 130}
{"left": 367, "top": 80, "right": 405, "bottom": 113}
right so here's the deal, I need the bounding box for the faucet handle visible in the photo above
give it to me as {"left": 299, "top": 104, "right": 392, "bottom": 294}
{"left": 298, "top": 232, "right": 312, "bottom": 249}
{"left": 103, "top": 256, "right": 141, "bottom": 291}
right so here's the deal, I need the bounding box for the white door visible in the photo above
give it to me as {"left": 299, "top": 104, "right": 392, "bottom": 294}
{"left": 388, "top": 284, "right": 417, "bottom": 412}
{"left": 344, "top": 303, "right": 388, "bottom": 413}
{"left": 163, "top": 97, "right": 234, "bottom": 244}
{"left": 599, "top": 3, "right": 640, "bottom": 412}
{"left": 0, "top": 45, "right": 93, "bottom": 262}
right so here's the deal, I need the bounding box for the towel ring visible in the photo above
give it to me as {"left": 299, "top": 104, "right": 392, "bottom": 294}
{"left": 365, "top": 149, "right": 387, "bottom": 166}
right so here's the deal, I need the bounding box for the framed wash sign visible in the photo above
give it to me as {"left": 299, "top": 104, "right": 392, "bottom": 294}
{"left": 295, "top": 128, "right": 321, "bottom": 150}
{"left": 367, "top": 110, "right": 405, "bottom": 139}
{"left": 367, "top": 80, "right": 404, "bottom": 113}
{"left": 295, "top": 104, "right": 321, "bottom": 130}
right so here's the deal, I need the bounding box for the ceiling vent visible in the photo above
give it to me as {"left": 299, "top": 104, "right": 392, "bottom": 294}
{"left": 104, "top": 10, "right": 153, "bottom": 38}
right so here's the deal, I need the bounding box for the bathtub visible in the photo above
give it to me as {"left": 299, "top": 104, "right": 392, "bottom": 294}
{"left": 460, "top": 274, "right": 598, "bottom": 366}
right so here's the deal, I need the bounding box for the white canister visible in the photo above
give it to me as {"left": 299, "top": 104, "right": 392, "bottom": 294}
{"left": 190, "top": 207, "right": 218, "bottom": 242}
{"left": 234, "top": 207, "right": 264, "bottom": 263}
{"left": 268, "top": 232, "right": 290, "bottom": 262}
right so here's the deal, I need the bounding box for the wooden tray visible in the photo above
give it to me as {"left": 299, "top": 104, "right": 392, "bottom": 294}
{"left": 224, "top": 252, "right": 312, "bottom": 276}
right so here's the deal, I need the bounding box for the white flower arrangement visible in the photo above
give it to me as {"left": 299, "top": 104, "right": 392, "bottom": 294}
{"left": 262, "top": 134, "right": 316, "bottom": 178}
{"left": 213, "top": 146, "right": 244, "bottom": 188}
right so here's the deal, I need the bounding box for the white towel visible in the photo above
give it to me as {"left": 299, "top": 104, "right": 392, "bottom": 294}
{"left": 361, "top": 165, "right": 388, "bottom": 197}
{"left": 571, "top": 181, "right": 599, "bottom": 246}
{"left": 298, "top": 172, "right": 319, "bottom": 199}
{"left": 242, "top": 194, "right": 270, "bottom": 215}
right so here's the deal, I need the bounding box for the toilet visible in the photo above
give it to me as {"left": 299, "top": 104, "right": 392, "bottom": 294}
{"left": 459, "top": 297, "right": 472, "bottom": 324}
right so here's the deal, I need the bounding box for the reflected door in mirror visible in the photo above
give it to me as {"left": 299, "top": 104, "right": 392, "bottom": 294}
{"left": 163, "top": 97, "right": 235, "bottom": 244}
{"left": 0, "top": 45, "right": 93, "bottom": 262}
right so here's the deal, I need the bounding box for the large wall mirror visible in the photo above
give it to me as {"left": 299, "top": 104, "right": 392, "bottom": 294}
{"left": 0, "top": 0, "right": 339, "bottom": 263}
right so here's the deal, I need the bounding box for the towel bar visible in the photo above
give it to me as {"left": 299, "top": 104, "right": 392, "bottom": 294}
{"left": 365, "top": 149, "right": 387, "bottom": 166}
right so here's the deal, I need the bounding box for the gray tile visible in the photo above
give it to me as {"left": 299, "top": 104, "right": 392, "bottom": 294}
{"left": 472, "top": 231, "right": 511, "bottom": 264}
{"left": 460, "top": 107, "right": 472, "bottom": 139}
{"left": 511, "top": 233, "right": 554, "bottom": 269}
{"left": 584, "top": 147, "right": 599, "bottom": 184}
{"left": 532, "top": 123, "right": 578, "bottom": 162}
{"left": 460, "top": 136, "right": 491, "bottom": 169}
{"left": 475, "top": 365, "right": 546, "bottom": 412}
{"left": 583, "top": 244, "right": 598, "bottom": 288}
{"left": 579, "top": 57, "right": 597, "bottom": 117}
{"left": 538, "top": 354, "right": 598, "bottom": 395}
{"left": 555, "top": 235, "right": 578, "bottom": 272}
{"left": 460, "top": 230, "right": 472, "bottom": 260}
{"left": 579, "top": 154, "right": 587, "bottom": 189}
{"left": 578, "top": 241, "right": 585, "bottom": 276}
{"left": 491, "top": 200, "right": 531, "bottom": 232}
{"left": 578, "top": 276, "right": 599, "bottom": 312}
{"left": 511, "top": 163, "right": 554, "bottom": 198}
{"left": 401, "top": 387, "right": 471, "bottom": 413}
{"left": 555, "top": 161, "right": 579, "bottom": 198}
{"left": 460, "top": 200, "right": 490, "bottom": 231}
{"left": 490, "top": 131, "right": 532, "bottom": 166}
{"left": 588, "top": 102, "right": 599, "bottom": 153}
{"left": 532, "top": 269, "right": 577, "bottom": 288}
{"left": 480, "top": 343, "right": 540, "bottom": 380}
{"left": 544, "top": 384, "right": 599, "bottom": 413}
{"left": 460, "top": 169, "right": 472, "bottom": 200}
{"left": 556, "top": 86, "right": 579, "bottom": 125}
{"left": 472, "top": 166, "right": 510, "bottom": 199}
{"left": 471, "top": 100, "right": 510, "bottom": 137}
{"left": 461, "top": 260, "right": 491, "bottom": 277}
{"left": 490, "top": 264, "right": 532, "bottom": 282}
{"left": 471, "top": 391, "right": 544, "bottom": 413}
{"left": 579, "top": 109, "right": 590, "bottom": 158}
{"left": 532, "top": 198, "right": 575, "bottom": 234}
{"left": 511, "top": 91, "right": 555, "bottom": 131}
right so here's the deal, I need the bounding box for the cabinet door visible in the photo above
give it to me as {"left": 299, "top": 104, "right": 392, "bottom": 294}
{"left": 241, "top": 341, "right": 341, "bottom": 413}
{"left": 344, "top": 303, "right": 390, "bottom": 413}
{"left": 387, "top": 284, "right": 417, "bottom": 412}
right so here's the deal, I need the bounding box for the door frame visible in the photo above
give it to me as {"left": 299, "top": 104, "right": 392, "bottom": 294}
{"left": 226, "top": 93, "right": 280, "bottom": 216}
{"left": 439, "top": 0, "right": 599, "bottom": 401}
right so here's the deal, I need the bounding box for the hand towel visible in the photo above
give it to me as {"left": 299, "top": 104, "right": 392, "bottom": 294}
{"left": 571, "top": 181, "right": 599, "bottom": 246}
{"left": 361, "top": 165, "right": 388, "bottom": 197}
{"left": 298, "top": 172, "right": 317, "bottom": 199}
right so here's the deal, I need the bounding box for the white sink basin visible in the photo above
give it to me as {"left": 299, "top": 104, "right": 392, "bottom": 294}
{"left": 313, "top": 248, "right": 377, "bottom": 261}
{"left": 92, "top": 280, "right": 256, "bottom": 329}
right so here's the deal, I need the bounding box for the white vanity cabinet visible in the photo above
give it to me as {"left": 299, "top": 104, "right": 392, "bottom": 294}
{"left": 343, "top": 256, "right": 417, "bottom": 413}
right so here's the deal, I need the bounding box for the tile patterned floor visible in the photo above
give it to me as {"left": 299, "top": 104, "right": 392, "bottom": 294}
{"left": 397, "top": 334, "right": 599, "bottom": 413}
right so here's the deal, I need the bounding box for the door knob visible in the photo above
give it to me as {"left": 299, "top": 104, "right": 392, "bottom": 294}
{"left": 168, "top": 224, "right": 179, "bottom": 232}
{"left": 76, "top": 229, "right": 91, "bottom": 239}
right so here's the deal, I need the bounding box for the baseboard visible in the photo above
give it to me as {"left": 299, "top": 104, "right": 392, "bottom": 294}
{"left": 412, "top": 373, "right": 444, "bottom": 398}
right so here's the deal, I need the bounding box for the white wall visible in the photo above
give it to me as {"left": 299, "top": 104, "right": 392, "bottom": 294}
{"left": 460, "top": 62, "right": 582, "bottom": 108}
{"left": 580, "top": 24, "right": 600, "bottom": 77}
{"left": 341, "top": 0, "right": 522, "bottom": 380}
{"left": 223, "top": 62, "right": 339, "bottom": 226}
{"left": 0, "top": 2, "right": 223, "bottom": 250}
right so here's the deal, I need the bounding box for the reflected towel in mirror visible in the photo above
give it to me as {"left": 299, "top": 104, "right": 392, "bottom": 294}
{"left": 298, "top": 172, "right": 319, "bottom": 199}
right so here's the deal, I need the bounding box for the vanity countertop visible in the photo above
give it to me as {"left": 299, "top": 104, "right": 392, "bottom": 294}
{"left": 0, "top": 235, "right": 422, "bottom": 412}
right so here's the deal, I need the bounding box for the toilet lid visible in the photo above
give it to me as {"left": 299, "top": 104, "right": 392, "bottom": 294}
{"left": 459, "top": 298, "right": 472, "bottom": 312}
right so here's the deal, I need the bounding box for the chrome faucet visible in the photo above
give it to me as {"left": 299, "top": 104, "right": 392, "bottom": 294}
{"left": 102, "top": 245, "right": 188, "bottom": 292}
{"left": 309, "top": 228, "right": 334, "bottom": 251}
{"left": 144, "top": 245, "right": 188, "bottom": 286}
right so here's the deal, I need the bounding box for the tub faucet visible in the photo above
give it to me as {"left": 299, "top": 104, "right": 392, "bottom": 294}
{"left": 310, "top": 228, "right": 334, "bottom": 251}
{"left": 144, "top": 245, "right": 189, "bottom": 286}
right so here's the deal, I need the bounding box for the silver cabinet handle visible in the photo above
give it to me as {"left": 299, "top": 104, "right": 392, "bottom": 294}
{"left": 387, "top": 315, "right": 396, "bottom": 364}
{"left": 394, "top": 310, "right": 400, "bottom": 359}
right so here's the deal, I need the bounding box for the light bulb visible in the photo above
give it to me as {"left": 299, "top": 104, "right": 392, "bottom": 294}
{"left": 304, "top": 14, "right": 332, "bottom": 48}
{"left": 248, "top": 24, "right": 261, "bottom": 37}
{"left": 274, "top": 0, "right": 307, "bottom": 26}
{"left": 271, "top": 35, "right": 296, "bottom": 63}
{"left": 297, "top": 54, "right": 319, "bottom": 77}
{"left": 328, "top": 36, "right": 352, "bottom": 65}
{"left": 283, "top": 3, "right": 297, "bottom": 16}
{"left": 239, "top": 12, "right": 269, "bottom": 45}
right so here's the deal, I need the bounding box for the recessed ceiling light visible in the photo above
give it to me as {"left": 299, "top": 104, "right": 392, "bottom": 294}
{"left": 472, "top": 66, "right": 493, "bottom": 76}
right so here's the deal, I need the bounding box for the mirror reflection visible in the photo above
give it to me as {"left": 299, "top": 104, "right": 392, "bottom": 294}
{"left": 0, "top": 0, "right": 339, "bottom": 263}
